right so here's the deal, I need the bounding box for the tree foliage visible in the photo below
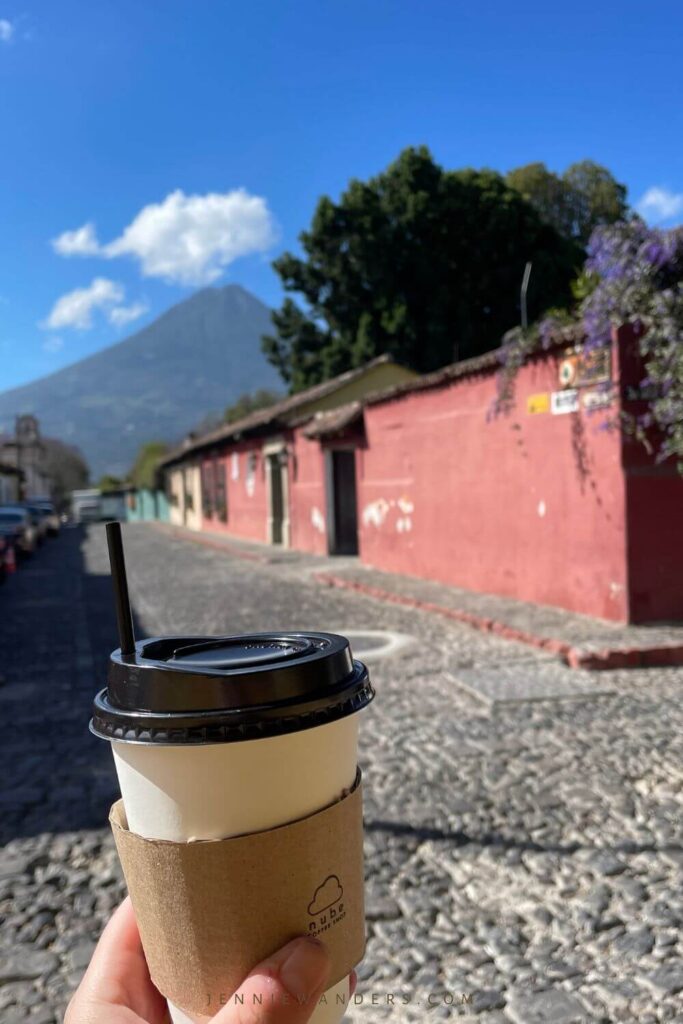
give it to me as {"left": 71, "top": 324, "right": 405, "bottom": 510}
{"left": 224, "top": 389, "right": 281, "bottom": 424}
{"left": 98, "top": 474, "right": 124, "bottom": 493}
{"left": 128, "top": 441, "right": 169, "bottom": 491}
{"left": 506, "top": 160, "right": 628, "bottom": 247}
{"left": 42, "top": 438, "right": 89, "bottom": 511}
{"left": 263, "top": 146, "right": 581, "bottom": 391}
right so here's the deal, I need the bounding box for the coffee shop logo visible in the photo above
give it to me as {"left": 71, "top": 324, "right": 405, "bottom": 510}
{"left": 307, "top": 874, "right": 345, "bottom": 935}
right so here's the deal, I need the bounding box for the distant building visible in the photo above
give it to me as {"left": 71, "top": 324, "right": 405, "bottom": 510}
{"left": 69, "top": 485, "right": 170, "bottom": 524}
{"left": 0, "top": 415, "right": 51, "bottom": 498}
{"left": 71, "top": 489, "right": 102, "bottom": 523}
{"left": 159, "top": 355, "right": 418, "bottom": 544}
{"left": 125, "top": 487, "right": 170, "bottom": 523}
{"left": 0, "top": 462, "right": 23, "bottom": 504}
{"left": 100, "top": 490, "right": 128, "bottom": 522}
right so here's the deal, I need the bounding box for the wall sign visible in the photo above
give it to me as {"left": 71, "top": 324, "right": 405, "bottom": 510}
{"left": 551, "top": 389, "right": 579, "bottom": 415}
{"left": 558, "top": 355, "right": 578, "bottom": 388}
{"left": 582, "top": 387, "right": 614, "bottom": 411}
{"left": 526, "top": 392, "right": 550, "bottom": 414}
{"left": 558, "top": 347, "right": 612, "bottom": 390}
{"left": 576, "top": 347, "right": 611, "bottom": 387}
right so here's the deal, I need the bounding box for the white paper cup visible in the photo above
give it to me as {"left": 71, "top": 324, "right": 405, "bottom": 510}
{"left": 93, "top": 632, "right": 373, "bottom": 1024}
{"left": 114, "top": 715, "right": 358, "bottom": 1024}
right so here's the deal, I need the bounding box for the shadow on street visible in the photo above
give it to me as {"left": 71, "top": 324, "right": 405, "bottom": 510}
{"left": 0, "top": 524, "right": 144, "bottom": 843}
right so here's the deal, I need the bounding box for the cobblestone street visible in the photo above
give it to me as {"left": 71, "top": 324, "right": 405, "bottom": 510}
{"left": 1, "top": 523, "right": 683, "bottom": 1023}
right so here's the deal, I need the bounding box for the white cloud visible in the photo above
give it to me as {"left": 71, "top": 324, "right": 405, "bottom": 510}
{"left": 637, "top": 186, "right": 683, "bottom": 224}
{"left": 42, "top": 278, "right": 124, "bottom": 330}
{"left": 42, "top": 278, "right": 149, "bottom": 331}
{"left": 52, "top": 222, "right": 100, "bottom": 256}
{"left": 42, "top": 335, "right": 64, "bottom": 353}
{"left": 52, "top": 188, "right": 277, "bottom": 286}
{"left": 0, "top": 19, "right": 13, "bottom": 42}
{"left": 108, "top": 301, "right": 148, "bottom": 327}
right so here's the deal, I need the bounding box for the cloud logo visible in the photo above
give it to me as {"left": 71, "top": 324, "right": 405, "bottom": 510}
{"left": 308, "top": 875, "right": 343, "bottom": 916}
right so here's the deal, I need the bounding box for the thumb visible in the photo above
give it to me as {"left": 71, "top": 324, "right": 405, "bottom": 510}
{"left": 211, "top": 936, "right": 332, "bottom": 1024}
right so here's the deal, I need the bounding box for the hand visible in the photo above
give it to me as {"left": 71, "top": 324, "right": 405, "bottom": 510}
{"left": 65, "top": 896, "right": 354, "bottom": 1023}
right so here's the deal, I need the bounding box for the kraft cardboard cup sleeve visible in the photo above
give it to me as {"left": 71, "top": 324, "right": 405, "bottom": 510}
{"left": 91, "top": 631, "right": 375, "bottom": 1024}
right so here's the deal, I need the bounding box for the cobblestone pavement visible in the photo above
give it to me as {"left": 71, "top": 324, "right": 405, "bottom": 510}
{"left": 1, "top": 523, "right": 682, "bottom": 1023}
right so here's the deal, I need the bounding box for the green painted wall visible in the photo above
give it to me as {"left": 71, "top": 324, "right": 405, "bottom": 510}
{"left": 126, "top": 488, "right": 169, "bottom": 522}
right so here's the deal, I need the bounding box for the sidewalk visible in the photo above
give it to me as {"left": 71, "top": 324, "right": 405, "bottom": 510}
{"left": 152, "top": 522, "right": 683, "bottom": 670}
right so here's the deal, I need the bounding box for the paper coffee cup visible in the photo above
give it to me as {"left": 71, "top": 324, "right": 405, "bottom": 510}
{"left": 92, "top": 632, "right": 374, "bottom": 1024}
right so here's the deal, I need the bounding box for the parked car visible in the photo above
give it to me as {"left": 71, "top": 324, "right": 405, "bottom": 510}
{"left": 77, "top": 501, "right": 102, "bottom": 523}
{"left": 31, "top": 500, "right": 60, "bottom": 536}
{"left": 23, "top": 504, "right": 50, "bottom": 544}
{"left": 0, "top": 507, "right": 36, "bottom": 555}
{"left": 71, "top": 489, "right": 103, "bottom": 523}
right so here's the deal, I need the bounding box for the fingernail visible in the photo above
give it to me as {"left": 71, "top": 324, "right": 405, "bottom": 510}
{"left": 279, "top": 937, "right": 330, "bottom": 1001}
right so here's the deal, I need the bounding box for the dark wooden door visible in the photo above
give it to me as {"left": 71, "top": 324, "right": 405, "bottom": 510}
{"left": 269, "top": 454, "right": 284, "bottom": 544}
{"left": 332, "top": 450, "right": 358, "bottom": 555}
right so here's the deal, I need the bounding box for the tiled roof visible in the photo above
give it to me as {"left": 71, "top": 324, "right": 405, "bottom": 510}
{"left": 358, "top": 330, "right": 577, "bottom": 410}
{"left": 301, "top": 401, "right": 363, "bottom": 439}
{"left": 159, "top": 355, "right": 393, "bottom": 467}
{"left": 159, "top": 327, "right": 580, "bottom": 467}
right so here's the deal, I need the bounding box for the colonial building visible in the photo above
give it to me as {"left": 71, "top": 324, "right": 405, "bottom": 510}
{"left": 159, "top": 355, "right": 417, "bottom": 547}
{"left": 159, "top": 333, "right": 683, "bottom": 624}
{"left": 0, "top": 462, "right": 23, "bottom": 503}
{"left": 0, "top": 415, "right": 51, "bottom": 499}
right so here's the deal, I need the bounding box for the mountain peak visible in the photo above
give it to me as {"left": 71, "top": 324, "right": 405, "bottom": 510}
{"left": 0, "top": 286, "right": 279, "bottom": 478}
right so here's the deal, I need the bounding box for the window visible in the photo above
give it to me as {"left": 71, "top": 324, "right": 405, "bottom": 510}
{"left": 201, "top": 461, "right": 214, "bottom": 517}
{"left": 215, "top": 460, "right": 227, "bottom": 522}
{"left": 246, "top": 452, "right": 257, "bottom": 497}
{"left": 164, "top": 473, "right": 177, "bottom": 506}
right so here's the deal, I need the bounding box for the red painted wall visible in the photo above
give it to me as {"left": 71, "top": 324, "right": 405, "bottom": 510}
{"left": 358, "top": 345, "right": 630, "bottom": 621}
{"left": 625, "top": 468, "right": 683, "bottom": 622}
{"left": 201, "top": 441, "right": 268, "bottom": 544}
{"left": 289, "top": 431, "right": 329, "bottom": 556}
{"left": 615, "top": 325, "right": 683, "bottom": 621}
{"left": 193, "top": 327, "right": 683, "bottom": 623}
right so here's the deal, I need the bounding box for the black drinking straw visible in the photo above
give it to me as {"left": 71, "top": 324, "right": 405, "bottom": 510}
{"left": 105, "top": 521, "right": 136, "bottom": 657}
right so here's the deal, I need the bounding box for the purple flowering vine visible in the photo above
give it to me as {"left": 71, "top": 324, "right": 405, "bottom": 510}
{"left": 496, "top": 218, "right": 683, "bottom": 468}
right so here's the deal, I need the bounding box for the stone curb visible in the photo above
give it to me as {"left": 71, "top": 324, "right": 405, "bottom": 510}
{"left": 145, "top": 525, "right": 683, "bottom": 672}
{"left": 313, "top": 572, "right": 683, "bottom": 672}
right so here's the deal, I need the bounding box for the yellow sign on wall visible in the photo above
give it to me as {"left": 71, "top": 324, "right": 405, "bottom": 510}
{"left": 527, "top": 392, "right": 550, "bottom": 414}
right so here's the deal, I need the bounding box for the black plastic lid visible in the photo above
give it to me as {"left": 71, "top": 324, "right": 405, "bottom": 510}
{"left": 90, "top": 631, "right": 374, "bottom": 746}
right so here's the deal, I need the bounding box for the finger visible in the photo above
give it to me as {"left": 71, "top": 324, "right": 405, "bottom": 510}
{"left": 211, "top": 936, "right": 331, "bottom": 1024}
{"left": 70, "top": 897, "right": 169, "bottom": 1024}
{"left": 89, "top": 896, "right": 142, "bottom": 963}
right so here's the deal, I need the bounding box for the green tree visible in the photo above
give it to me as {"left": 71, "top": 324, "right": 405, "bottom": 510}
{"left": 263, "top": 147, "right": 580, "bottom": 391}
{"left": 563, "top": 161, "right": 629, "bottom": 243}
{"left": 224, "top": 389, "right": 281, "bottom": 424}
{"left": 128, "top": 441, "right": 169, "bottom": 491}
{"left": 507, "top": 160, "right": 628, "bottom": 246}
{"left": 43, "top": 438, "right": 89, "bottom": 512}
{"left": 98, "top": 474, "right": 123, "bottom": 492}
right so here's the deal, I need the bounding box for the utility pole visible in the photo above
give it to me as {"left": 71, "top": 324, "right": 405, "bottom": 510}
{"left": 520, "top": 261, "right": 532, "bottom": 332}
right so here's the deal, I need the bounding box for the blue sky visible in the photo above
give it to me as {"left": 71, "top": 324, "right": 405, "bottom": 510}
{"left": 1, "top": 0, "right": 682, "bottom": 390}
